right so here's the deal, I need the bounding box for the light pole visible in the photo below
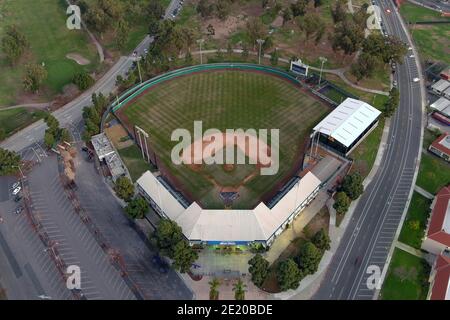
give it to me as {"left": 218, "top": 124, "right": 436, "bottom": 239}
{"left": 197, "top": 39, "right": 205, "bottom": 64}
{"left": 318, "top": 56, "right": 327, "bottom": 87}
{"left": 137, "top": 56, "right": 143, "bottom": 84}
{"left": 256, "top": 39, "right": 265, "bottom": 65}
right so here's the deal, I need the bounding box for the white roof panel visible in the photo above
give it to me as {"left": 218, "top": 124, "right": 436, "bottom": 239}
{"left": 313, "top": 98, "right": 381, "bottom": 147}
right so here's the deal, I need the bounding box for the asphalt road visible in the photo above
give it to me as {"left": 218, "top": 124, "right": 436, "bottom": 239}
{"left": 313, "top": 0, "right": 425, "bottom": 299}
{"left": 407, "top": 0, "right": 450, "bottom": 13}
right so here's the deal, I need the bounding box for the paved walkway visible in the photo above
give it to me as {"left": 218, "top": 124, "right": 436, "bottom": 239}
{"left": 414, "top": 185, "right": 435, "bottom": 199}
{"left": 190, "top": 49, "right": 389, "bottom": 96}
{"left": 0, "top": 103, "right": 50, "bottom": 111}
{"left": 395, "top": 241, "right": 425, "bottom": 258}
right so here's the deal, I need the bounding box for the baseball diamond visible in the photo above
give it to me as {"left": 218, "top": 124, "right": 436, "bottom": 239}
{"left": 113, "top": 64, "right": 330, "bottom": 209}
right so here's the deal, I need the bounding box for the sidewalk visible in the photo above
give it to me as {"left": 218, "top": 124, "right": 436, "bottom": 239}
{"left": 414, "top": 185, "right": 434, "bottom": 199}
{"left": 395, "top": 241, "right": 425, "bottom": 258}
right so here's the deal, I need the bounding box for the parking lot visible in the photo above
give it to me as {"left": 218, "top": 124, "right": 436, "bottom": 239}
{"left": 27, "top": 156, "right": 136, "bottom": 300}
{"left": 0, "top": 175, "right": 72, "bottom": 299}
{"left": 73, "top": 144, "right": 193, "bottom": 299}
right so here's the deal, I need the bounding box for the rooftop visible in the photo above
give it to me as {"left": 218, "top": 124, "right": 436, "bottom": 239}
{"left": 427, "top": 185, "right": 450, "bottom": 247}
{"left": 137, "top": 170, "right": 322, "bottom": 243}
{"left": 432, "top": 79, "right": 450, "bottom": 92}
{"left": 430, "top": 97, "right": 450, "bottom": 117}
{"left": 91, "top": 133, "right": 115, "bottom": 159}
{"left": 430, "top": 254, "right": 450, "bottom": 300}
{"left": 431, "top": 133, "right": 450, "bottom": 156}
{"left": 313, "top": 98, "right": 381, "bottom": 148}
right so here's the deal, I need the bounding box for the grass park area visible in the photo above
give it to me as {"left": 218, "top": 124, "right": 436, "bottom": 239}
{"left": 117, "top": 70, "right": 329, "bottom": 209}
{"left": 0, "top": 0, "right": 99, "bottom": 106}
{"left": 380, "top": 248, "right": 430, "bottom": 300}
{"left": 0, "top": 108, "right": 46, "bottom": 141}
{"left": 416, "top": 153, "right": 450, "bottom": 194}
{"left": 398, "top": 192, "right": 431, "bottom": 249}
{"left": 399, "top": 3, "right": 450, "bottom": 64}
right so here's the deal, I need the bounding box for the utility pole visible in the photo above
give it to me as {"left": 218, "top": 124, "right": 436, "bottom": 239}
{"left": 256, "top": 39, "right": 265, "bottom": 65}
{"left": 318, "top": 56, "right": 327, "bottom": 87}
{"left": 197, "top": 39, "right": 205, "bottom": 64}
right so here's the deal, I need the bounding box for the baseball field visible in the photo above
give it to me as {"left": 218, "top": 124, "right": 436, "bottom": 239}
{"left": 117, "top": 69, "right": 329, "bottom": 209}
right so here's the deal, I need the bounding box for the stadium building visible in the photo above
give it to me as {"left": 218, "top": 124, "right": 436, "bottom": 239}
{"left": 137, "top": 170, "right": 322, "bottom": 246}
{"left": 312, "top": 98, "right": 382, "bottom": 155}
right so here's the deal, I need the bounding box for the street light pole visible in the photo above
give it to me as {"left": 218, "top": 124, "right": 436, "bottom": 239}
{"left": 256, "top": 39, "right": 265, "bottom": 65}
{"left": 318, "top": 57, "right": 327, "bottom": 87}
{"left": 197, "top": 39, "right": 205, "bottom": 64}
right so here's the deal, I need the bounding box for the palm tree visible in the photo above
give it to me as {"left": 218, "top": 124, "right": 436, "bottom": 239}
{"left": 209, "top": 278, "right": 220, "bottom": 300}
{"left": 233, "top": 278, "right": 247, "bottom": 300}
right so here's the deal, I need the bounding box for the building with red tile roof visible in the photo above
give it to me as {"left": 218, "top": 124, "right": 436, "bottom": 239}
{"left": 422, "top": 186, "right": 450, "bottom": 254}
{"left": 428, "top": 254, "right": 450, "bottom": 300}
{"left": 429, "top": 134, "right": 450, "bottom": 163}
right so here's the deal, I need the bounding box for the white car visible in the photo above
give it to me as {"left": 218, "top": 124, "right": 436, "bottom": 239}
{"left": 413, "top": 77, "right": 420, "bottom": 82}
{"left": 409, "top": 54, "right": 415, "bottom": 58}
{"left": 12, "top": 181, "right": 20, "bottom": 189}
{"left": 12, "top": 186, "right": 21, "bottom": 196}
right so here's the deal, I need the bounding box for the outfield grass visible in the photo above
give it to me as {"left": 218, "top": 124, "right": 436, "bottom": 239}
{"left": 119, "top": 70, "right": 329, "bottom": 208}
{"left": 398, "top": 192, "right": 431, "bottom": 249}
{"left": 400, "top": 3, "right": 450, "bottom": 64}
{"left": 416, "top": 153, "right": 450, "bottom": 194}
{"left": 0, "top": 108, "right": 46, "bottom": 141}
{"left": 0, "top": 0, "right": 99, "bottom": 106}
{"left": 380, "top": 248, "right": 430, "bottom": 300}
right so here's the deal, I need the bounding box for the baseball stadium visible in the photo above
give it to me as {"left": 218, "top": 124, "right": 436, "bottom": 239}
{"left": 110, "top": 63, "right": 381, "bottom": 245}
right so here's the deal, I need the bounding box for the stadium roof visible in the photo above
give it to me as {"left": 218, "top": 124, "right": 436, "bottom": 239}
{"left": 430, "top": 97, "right": 450, "bottom": 117}
{"left": 313, "top": 98, "right": 381, "bottom": 148}
{"left": 137, "top": 171, "right": 321, "bottom": 243}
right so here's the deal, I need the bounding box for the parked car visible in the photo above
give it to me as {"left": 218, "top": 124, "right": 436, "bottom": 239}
{"left": 12, "top": 187, "right": 21, "bottom": 196}
{"left": 413, "top": 77, "right": 420, "bottom": 82}
{"left": 14, "top": 206, "right": 24, "bottom": 215}
{"left": 14, "top": 195, "right": 22, "bottom": 203}
{"left": 12, "top": 181, "right": 20, "bottom": 189}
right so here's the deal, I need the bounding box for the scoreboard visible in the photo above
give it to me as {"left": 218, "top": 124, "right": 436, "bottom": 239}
{"left": 290, "top": 59, "right": 309, "bottom": 77}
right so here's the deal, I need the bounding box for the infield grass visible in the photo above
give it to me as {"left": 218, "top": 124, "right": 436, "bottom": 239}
{"left": 119, "top": 70, "right": 329, "bottom": 208}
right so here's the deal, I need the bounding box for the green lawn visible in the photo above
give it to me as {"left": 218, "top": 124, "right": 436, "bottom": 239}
{"left": 380, "top": 248, "right": 430, "bottom": 300}
{"left": 117, "top": 144, "right": 152, "bottom": 182}
{"left": 0, "top": 0, "right": 99, "bottom": 106}
{"left": 416, "top": 153, "right": 450, "bottom": 194}
{"left": 400, "top": 3, "right": 450, "bottom": 64}
{"left": 398, "top": 192, "right": 431, "bottom": 249}
{"left": 0, "top": 108, "right": 46, "bottom": 141}
{"left": 119, "top": 69, "right": 329, "bottom": 209}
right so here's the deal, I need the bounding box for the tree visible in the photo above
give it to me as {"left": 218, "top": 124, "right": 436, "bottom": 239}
{"left": 248, "top": 254, "right": 269, "bottom": 287}
{"left": 114, "top": 176, "right": 135, "bottom": 202}
{"left": 1, "top": 25, "right": 28, "bottom": 65}
{"left": 350, "top": 52, "right": 379, "bottom": 81}
{"left": 116, "top": 19, "right": 130, "bottom": 50}
{"left": 296, "top": 242, "right": 322, "bottom": 275}
{"left": 233, "top": 278, "right": 247, "bottom": 300}
{"left": 383, "top": 87, "right": 400, "bottom": 117}
{"left": 207, "top": 24, "right": 215, "bottom": 36}
{"left": 312, "top": 228, "right": 331, "bottom": 252}
{"left": 209, "top": 278, "right": 221, "bottom": 300}
{"left": 172, "top": 240, "right": 198, "bottom": 273}
{"left": 333, "top": 191, "right": 351, "bottom": 214}
{"left": 154, "top": 219, "right": 184, "bottom": 258}
{"left": 331, "top": 0, "right": 347, "bottom": 23}
{"left": 125, "top": 196, "right": 149, "bottom": 219}
{"left": 270, "top": 49, "right": 279, "bottom": 66}
{"left": 23, "top": 64, "right": 47, "bottom": 93}
{"left": 246, "top": 18, "right": 267, "bottom": 47}
{"left": 313, "top": 0, "right": 323, "bottom": 7}
{"left": 331, "top": 18, "right": 365, "bottom": 55}
{"left": 147, "top": 0, "right": 165, "bottom": 19}
{"left": 342, "top": 172, "right": 364, "bottom": 200}
{"left": 44, "top": 130, "right": 55, "bottom": 149}
{"left": 73, "top": 71, "right": 95, "bottom": 91}
{"left": 60, "top": 128, "right": 72, "bottom": 143}
{"left": 282, "top": 8, "right": 293, "bottom": 26}
{"left": 216, "top": 0, "right": 231, "bottom": 20}
{"left": 241, "top": 44, "right": 249, "bottom": 59}
{"left": 197, "top": 0, "right": 214, "bottom": 18}
{"left": 290, "top": 0, "right": 308, "bottom": 17}
{"left": 0, "top": 148, "right": 21, "bottom": 176}
{"left": 277, "top": 258, "right": 302, "bottom": 291}
{"left": 299, "top": 13, "right": 325, "bottom": 43}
